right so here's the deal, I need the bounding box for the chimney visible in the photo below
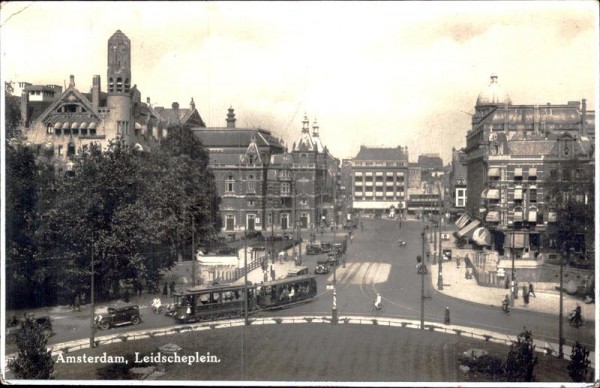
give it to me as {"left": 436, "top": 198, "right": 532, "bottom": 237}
{"left": 92, "top": 75, "right": 101, "bottom": 113}
{"left": 20, "top": 89, "right": 29, "bottom": 127}
{"left": 226, "top": 106, "right": 236, "bottom": 128}
{"left": 581, "top": 98, "right": 587, "bottom": 137}
{"left": 190, "top": 97, "right": 195, "bottom": 111}
{"left": 172, "top": 102, "right": 180, "bottom": 125}
{"left": 69, "top": 75, "right": 75, "bottom": 88}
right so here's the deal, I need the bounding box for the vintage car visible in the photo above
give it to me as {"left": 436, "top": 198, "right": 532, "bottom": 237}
{"left": 6, "top": 315, "right": 53, "bottom": 343}
{"left": 306, "top": 243, "right": 323, "bottom": 255}
{"left": 321, "top": 242, "right": 333, "bottom": 253}
{"left": 314, "top": 264, "right": 330, "bottom": 274}
{"left": 95, "top": 305, "right": 142, "bottom": 330}
{"left": 343, "top": 220, "right": 358, "bottom": 230}
{"left": 332, "top": 240, "right": 347, "bottom": 254}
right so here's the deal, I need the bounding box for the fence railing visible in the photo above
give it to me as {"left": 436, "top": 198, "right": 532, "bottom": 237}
{"left": 7, "top": 314, "right": 589, "bottom": 365}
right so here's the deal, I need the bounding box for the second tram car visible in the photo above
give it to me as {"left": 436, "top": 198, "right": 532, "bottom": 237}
{"left": 172, "top": 275, "right": 317, "bottom": 323}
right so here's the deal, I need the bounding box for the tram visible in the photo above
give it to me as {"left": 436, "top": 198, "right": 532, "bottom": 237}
{"left": 171, "top": 275, "right": 317, "bottom": 323}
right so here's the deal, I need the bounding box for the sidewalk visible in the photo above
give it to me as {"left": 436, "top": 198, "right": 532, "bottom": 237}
{"left": 427, "top": 237, "right": 596, "bottom": 321}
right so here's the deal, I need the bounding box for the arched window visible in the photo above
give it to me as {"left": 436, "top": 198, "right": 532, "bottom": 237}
{"left": 108, "top": 78, "right": 114, "bottom": 93}
{"left": 116, "top": 77, "right": 123, "bottom": 92}
{"left": 124, "top": 78, "right": 130, "bottom": 92}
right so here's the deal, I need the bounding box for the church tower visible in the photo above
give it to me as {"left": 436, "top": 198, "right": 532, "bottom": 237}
{"left": 107, "top": 30, "right": 132, "bottom": 141}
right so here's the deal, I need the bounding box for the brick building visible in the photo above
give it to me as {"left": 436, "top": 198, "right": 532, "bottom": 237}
{"left": 462, "top": 74, "right": 595, "bottom": 262}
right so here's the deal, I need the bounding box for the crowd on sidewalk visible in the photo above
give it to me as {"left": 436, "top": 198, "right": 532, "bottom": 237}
{"left": 426, "top": 235, "right": 595, "bottom": 321}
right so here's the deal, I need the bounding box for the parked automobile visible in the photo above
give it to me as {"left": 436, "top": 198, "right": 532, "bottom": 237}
{"left": 442, "top": 248, "right": 452, "bottom": 260}
{"left": 95, "top": 305, "right": 142, "bottom": 330}
{"left": 332, "top": 240, "right": 347, "bottom": 254}
{"left": 327, "top": 252, "right": 340, "bottom": 266}
{"left": 306, "top": 243, "right": 322, "bottom": 255}
{"left": 321, "top": 242, "right": 333, "bottom": 253}
{"left": 314, "top": 264, "right": 330, "bottom": 275}
{"left": 6, "top": 315, "right": 53, "bottom": 343}
{"left": 343, "top": 220, "right": 358, "bottom": 230}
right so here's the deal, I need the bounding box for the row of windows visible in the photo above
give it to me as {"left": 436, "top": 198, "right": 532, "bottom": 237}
{"left": 47, "top": 126, "right": 97, "bottom": 136}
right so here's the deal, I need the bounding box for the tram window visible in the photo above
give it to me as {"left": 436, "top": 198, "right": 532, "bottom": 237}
{"left": 223, "top": 291, "right": 233, "bottom": 301}
{"left": 211, "top": 292, "right": 220, "bottom": 303}
{"left": 199, "top": 293, "right": 210, "bottom": 305}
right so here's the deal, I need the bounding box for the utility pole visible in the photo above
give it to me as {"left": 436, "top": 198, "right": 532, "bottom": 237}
{"left": 558, "top": 249, "right": 564, "bottom": 358}
{"left": 437, "top": 182, "right": 443, "bottom": 290}
{"left": 89, "top": 240, "right": 95, "bottom": 348}
{"left": 192, "top": 215, "right": 196, "bottom": 286}
{"left": 244, "top": 229, "right": 249, "bottom": 326}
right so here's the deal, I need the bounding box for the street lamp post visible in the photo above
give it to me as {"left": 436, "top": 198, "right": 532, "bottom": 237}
{"left": 89, "top": 239, "right": 96, "bottom": 348}
{"left": 558, "top": 249, "right": 565, "bottom": 358}
{"left": 420, "top": 230, "right": 426, "bottom": 330}
{"left": 332, "top": 260, "right": 338, "bottom": 325}
{"left": 437, "top": 182, "right": 444, "bottom": 290}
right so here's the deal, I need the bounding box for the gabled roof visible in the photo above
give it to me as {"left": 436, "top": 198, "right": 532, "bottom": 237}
{"left": 153, "top": 107, "right": 205, "bottom": 128}
{"left": 34, "top": 84, "right": 100, "bottom": 124}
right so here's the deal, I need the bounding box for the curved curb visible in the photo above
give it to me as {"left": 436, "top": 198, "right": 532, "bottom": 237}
{"left": 6, "top": 315, "right": 591, "bottom": 369}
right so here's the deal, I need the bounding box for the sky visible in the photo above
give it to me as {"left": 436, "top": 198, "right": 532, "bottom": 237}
{"left": 1, "top": 1, "right": 598, "bottom": 163}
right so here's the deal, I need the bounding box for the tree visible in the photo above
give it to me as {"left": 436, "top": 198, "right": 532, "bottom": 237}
{"left": 4, "top": 81, "right": 22, "bottom": 137}
{"left": 5, "top": 142, "right": 57, "bottom": 308}
{"left": 544, "top": 157, "right": 595, "bottom": 259}
{"left": 505, "top": 327, "right": 538, "bottom": 382}
{"left": 568, "top": 341, "right": 591, "bottom": 382}
{"left": 9, "top": 317, "right": 55, "bottom": 379}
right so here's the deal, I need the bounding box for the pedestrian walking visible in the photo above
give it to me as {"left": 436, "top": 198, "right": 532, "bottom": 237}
{"left": 528, "top": 282, "right": 536, "bottom": 298}
{"left": 444, "top": 307, "right": 451, "bottom": 325}
{"left": 399, "top": 221, "right": 402, "bottom": 229}
{"left": 523, "top": 287, "right": 530, "bottom": 306}
{"left": 162, "top": 283, "right": 168, "bottom": 297}
{"left": 170, "top": 281, "right": 176, "bottom": 296}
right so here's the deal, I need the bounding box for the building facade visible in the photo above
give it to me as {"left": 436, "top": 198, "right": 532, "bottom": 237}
{"left": 448, "top": 148, "right": 467, "bottom": 215}
{"left": 462, "top": 74, "right": 595, "bottom": 261}
{"left": 349, "top": 146, "right": 409, "bottom": 217}
{"left": 193, "top": 111, "right": 340, "bottom": 233}
{"left": 17, "top": 30, "right": 204, "bottom": 167}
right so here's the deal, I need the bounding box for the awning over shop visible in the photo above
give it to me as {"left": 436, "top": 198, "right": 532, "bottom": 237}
{"left": 485, "top": 211, "right": 500, "bottom": 223}
{"left": 480, "top": 188, "right": 489, "bottom": 199}
{"left": 486, "top": 189, "right": 500, "bottom": 200}
{"left": 514, "top": 187, "right": 523, "bottom": 200}
{"left": 455, "top": 213, "right": 470, "bottom": 229}
{"left": 457, "top": 219, "right": 481, "bottom": 239}
{"left": 488, "top": 168, "right": 500, "bottom": 178}
{"left": 528, "top": 167, "right": 537, "bottom": 178}
{"left": 472, "top": 227, "right": 492, "bottom": 246}
{"left": 528, "top": 209, "right": 537, "bottom": 223}
{"left": 514, "top": 168, "right": 523, "bottom": 178}
{"left": 513, "top": 210, "right": 523, "bottom": 222}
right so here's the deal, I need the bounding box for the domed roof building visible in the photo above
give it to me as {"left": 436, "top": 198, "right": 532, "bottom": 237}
{"left": 476, "top": 74, "right": 511, "bottom": 107}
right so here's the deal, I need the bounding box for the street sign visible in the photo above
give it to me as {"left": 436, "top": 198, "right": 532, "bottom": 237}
{"left": 417, "top": 264, "right": 428, "bottom": 275}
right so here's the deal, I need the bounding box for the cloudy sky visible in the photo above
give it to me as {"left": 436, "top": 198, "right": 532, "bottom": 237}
{"left": 1, "top": 1, "right": 597, "bottom": 162}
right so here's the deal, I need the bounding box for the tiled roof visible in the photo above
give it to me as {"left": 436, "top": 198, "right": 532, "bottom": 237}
{"left": 192, "top": 128, "right": 284, "bottom": 150}
{"left": 355, "top": 146, "right": 407, "bottom": 161}
{"left": 417, "top": 154, "right": 443, "bottom": 167}
{"left": 27, "top": 101, "right": 54, "bottom": 122}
